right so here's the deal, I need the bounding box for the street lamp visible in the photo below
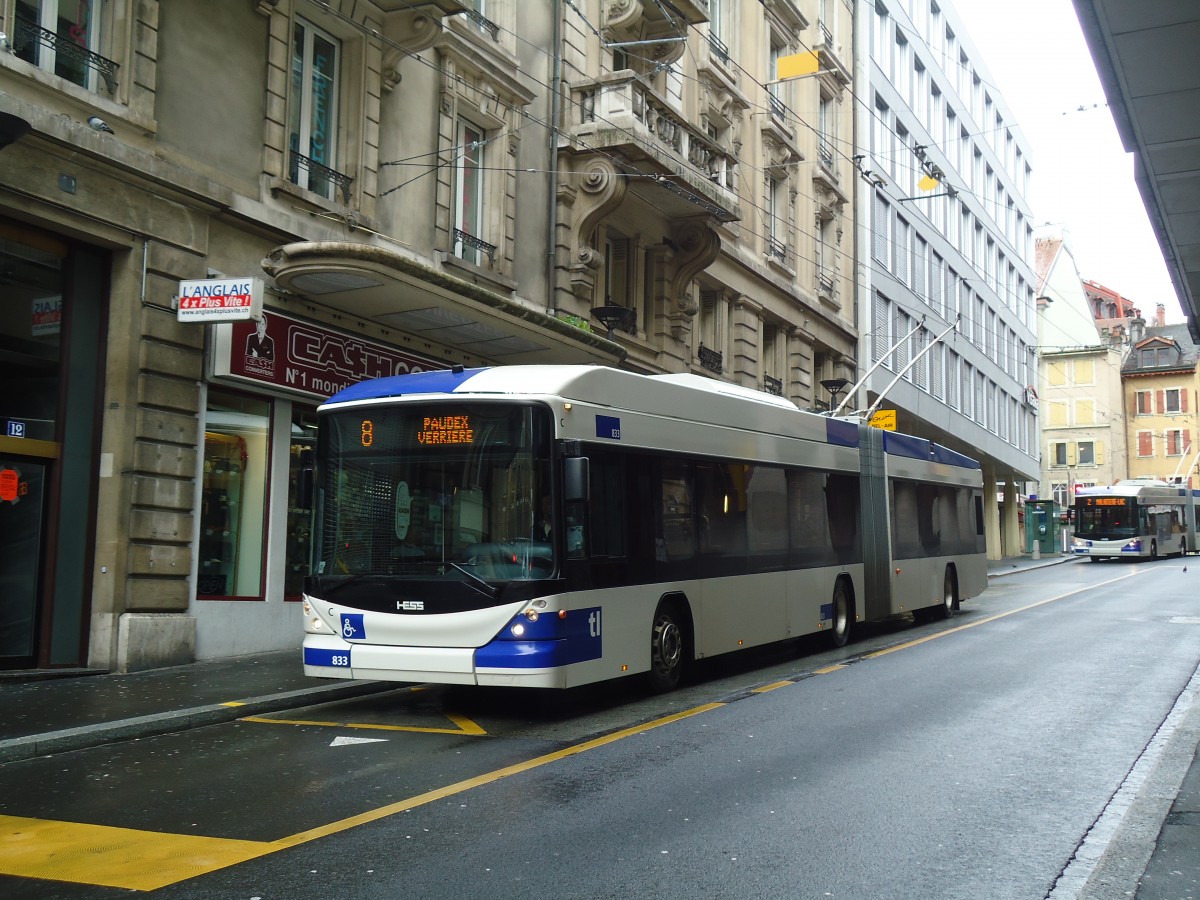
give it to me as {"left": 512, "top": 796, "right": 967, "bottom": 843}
{"left": 591, "top": 303, "right": 636, "bottom": 340}
{"left": 820, "top": 377, "right": 849, "bottom": 411}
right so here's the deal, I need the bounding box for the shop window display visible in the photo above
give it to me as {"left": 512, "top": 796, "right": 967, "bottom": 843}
{"left": 199, "top": 391, "right": 270, "bottom": 598}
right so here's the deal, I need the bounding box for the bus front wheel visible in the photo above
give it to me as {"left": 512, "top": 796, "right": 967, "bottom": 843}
{"left": 648, "top": 603, "right": 686, "bottom": 693}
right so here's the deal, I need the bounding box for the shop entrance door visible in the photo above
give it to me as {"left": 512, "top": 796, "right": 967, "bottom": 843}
{"left": 0, "top": 226, "right": 65, "bottom": 668}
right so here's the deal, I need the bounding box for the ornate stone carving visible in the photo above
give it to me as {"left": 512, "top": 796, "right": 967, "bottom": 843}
{"left": 665, "top": 219, "right": 721, "bottom": 336}
{"left": 603, "top": 0, "right": 644, "bottom": 33}
{"left": 563, "top": 156, "right": 628, "bottom": 300}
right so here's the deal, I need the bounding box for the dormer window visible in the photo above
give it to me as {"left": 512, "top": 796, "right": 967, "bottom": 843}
{"left": 1139, "top": 345, "right": 1174, "bottom": 367}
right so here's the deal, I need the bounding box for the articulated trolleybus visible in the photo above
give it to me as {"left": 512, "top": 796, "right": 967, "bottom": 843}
{"left": 302, "top": 366, "right": 987, "bottom": 691}
{"left": 1072, "top": 479, "right": 1198, "bottom": 561}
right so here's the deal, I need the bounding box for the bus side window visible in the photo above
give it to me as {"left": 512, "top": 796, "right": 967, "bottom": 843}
{"left": 658, "top": 461, "right": 695, "bottom": 561}
{"left": 826, "top": 473, "right": 860, "bottom": 561}
{"left": 588, "top": 453, "right": 626, "bottom": 558}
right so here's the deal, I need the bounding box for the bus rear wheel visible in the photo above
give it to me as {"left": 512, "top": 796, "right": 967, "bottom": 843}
{"left": 828, "top": 580, "right": 853, "bottom": 648}
{"left": 648, "top": 603, "right": 686, "bottom": 693}
{"left": 936, "top": 566, "right": 958, "bottom": 619}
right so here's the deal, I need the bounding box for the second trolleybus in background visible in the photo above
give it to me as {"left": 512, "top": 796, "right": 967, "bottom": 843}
{"left": 1072, "top": 479, "right": 1199, "bottom": 561}
{"left": 302, "top": 365, "right": 987, "bottom": 692}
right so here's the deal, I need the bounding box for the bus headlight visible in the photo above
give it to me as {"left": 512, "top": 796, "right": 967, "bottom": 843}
{"left": 511, "top": 622, "right": 526, "bottom": 637}
{"left": 302, "top": 599, "right": 330, "bottom": 633}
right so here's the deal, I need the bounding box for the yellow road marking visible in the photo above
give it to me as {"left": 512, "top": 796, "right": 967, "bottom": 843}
{"left": 0, "top": 702, "right": 723, "bottom": 891}
{"left": 751, "top": 680, "right": 794, "bottom": 693}
{"left": 813, "top": 664, "right": 848, "bottom": 675}
{"left": 864, "top": 568, "right": 1144, "bottom": 660}
{"left": 0, "top": 815, "right": 270, "bottom": 892}
{"left": 240, "top": 710, "right": 487, "bottom": 736}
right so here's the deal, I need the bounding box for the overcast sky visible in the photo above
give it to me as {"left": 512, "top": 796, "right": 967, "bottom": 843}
{"left": 948, "top": 0, "right": 1183, "bottom": 322}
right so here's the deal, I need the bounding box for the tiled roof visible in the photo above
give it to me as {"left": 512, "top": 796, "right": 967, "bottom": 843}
{"left": 1121, "top": 323, "right": 1199, "bottom": 374}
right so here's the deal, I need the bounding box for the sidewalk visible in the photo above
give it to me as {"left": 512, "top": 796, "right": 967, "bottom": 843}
{"left": 0, "top": 551, "right": 1193, "bottom": 899}
{"left": 0, "top": 648, "right": 393, "bottom": 765}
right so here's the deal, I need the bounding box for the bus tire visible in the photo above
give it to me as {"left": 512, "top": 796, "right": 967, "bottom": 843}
{"left": 828, "top": 578, "right": 854, "bottom": 648}
{"left": 935, "top": 565, "right": 958, "bottom": 619}
{"left": 648, "top": 600, "right": 688, "bottom": 693}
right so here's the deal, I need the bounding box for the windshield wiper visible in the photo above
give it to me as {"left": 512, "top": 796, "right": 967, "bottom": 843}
{"left": 447, "top": 562, "right": 500, "bottom": 600}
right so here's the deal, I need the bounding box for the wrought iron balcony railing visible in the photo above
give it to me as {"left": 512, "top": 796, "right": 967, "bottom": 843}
{"left": 819, "top": 137, "right": 835, "bottom": 169}
{"left": 698, "top": 344, "right": 724, "bottom": 374}
{"left": 768, "top": 92, "right": 788, "bottom": 122}
{"left": 289, "top": 151, "right": 354, "bottom": 204}
{"left": 763, "top": 375, "right": 783, "bottom": 396}
{"left": 13, "top": 14, "right": 119, "bottom": 94}
{"left": 767, "top": 236, "right": 788, "bottom": 262}
{"left": 706, "top": 31, "right": 729, "bottom": 64}
{"left": 453, "top": 228, "right": 497, "bottom": 265}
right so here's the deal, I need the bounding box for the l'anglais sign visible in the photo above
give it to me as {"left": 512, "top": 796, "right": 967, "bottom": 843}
{"left": 177, "top": 277, "right": 264, "bottom": 322}
{"left": 212, "top": 309, "right": 446, "bottom": 400}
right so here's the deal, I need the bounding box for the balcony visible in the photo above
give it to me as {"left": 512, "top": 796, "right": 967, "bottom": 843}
{"left": 572, "top": 75, "right": 740, "bottom": 223}
{"left": 763, "top": 375, "right": 784, "bottom": 396}
{"left": 289, "top": 151, "right": 354, "bottom": 204}
{"left": 815, "top": 22, "right": 852, "bottom": 88}
{"left": 13, "top": 14, "right": 119, "bottom": 94}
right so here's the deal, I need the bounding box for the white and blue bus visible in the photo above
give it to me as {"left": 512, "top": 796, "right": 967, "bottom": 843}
{"left": 302, "top": 366, "right": 987, "bottom": 691}
{"left": 1072, "top": 479, "right": 1198, "bottom": 561}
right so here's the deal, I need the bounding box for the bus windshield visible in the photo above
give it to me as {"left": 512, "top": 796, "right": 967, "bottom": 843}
{"left": 313, "top": 402, "right": 553, "bottom": 582}
{"left": 1075, "top": 497, "right": 1137, "bottom": 540}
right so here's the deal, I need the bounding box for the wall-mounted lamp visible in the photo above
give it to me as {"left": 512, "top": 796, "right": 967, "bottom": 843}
{"left": 0, "top": 112, "right": 31, "bottom": 151}
{"left": 591, "top": 303, "right": 636, "bottom": 339}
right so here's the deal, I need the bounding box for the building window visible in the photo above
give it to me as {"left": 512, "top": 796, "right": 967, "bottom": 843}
{"left": 14, "top": 0, "right": 114, "bottom": 93}
{"left": 1166, "top": 429, "right": 1189, "bottom": 456}
{"left": 1137, "top": 390, "right": 1153, "bottom": 416}
{"left": 289, "top": 18, "right": 344, "bottom": 202}
{"left": 1140, "top": 346, "right": 1173, "bottom": 367}
{"left": 453, "top": 118, "right": 489, "bottom": 264}
{"left": 767, "top": 175, "right": 787, "bottom": 260}
{"left": 1051, "top": 441, "right": 1068, "bottom": 467}
{"left": 199, "top": 390, "right": 272, "bottom": 599}
{"left": 1137, "top": 430, "right": 1154, "bottom": 458}
{"left": 1164, "top": 388, "right": 1183, "bottom": 414}
{"left": 1078, "top": 441, "right": 1095, "bottom": 466}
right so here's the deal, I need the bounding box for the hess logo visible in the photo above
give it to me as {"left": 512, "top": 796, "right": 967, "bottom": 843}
{"left": 397, "top": 600, "right": 425, "bottom": 611}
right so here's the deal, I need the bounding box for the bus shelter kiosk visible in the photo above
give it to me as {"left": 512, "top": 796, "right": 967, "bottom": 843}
{"left": 1025, "top": 499, "right": 1059, "bottom": 557}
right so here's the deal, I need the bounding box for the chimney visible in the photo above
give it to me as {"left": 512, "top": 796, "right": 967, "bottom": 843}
{"left": 1156, "top": 303, "right": 1166, "bottom": 326}
{"left": 1130, "top": 317, "right": 1146, "bottom": 344}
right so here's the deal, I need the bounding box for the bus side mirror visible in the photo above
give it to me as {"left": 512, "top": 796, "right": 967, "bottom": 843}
{"left": 563, "top": 457, "right": 589, "bottom": 502}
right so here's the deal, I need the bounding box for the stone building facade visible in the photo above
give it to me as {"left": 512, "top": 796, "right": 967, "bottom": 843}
{"left": 0, "top": 0, "right": 858, "bottom": 671}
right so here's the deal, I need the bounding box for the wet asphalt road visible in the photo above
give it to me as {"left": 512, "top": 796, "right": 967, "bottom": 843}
{"left": 1, "top": 558, "right": 1197, "bottom": 899}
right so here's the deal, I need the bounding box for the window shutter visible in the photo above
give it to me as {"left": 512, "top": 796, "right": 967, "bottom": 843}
{"left": 1139, "top": 431, "right": 1153, "bottom": 456}
{"left": 1186, "top": 430, "right": 1192, "bottom": 454}
{"left": 1183, "top": 390, "right": 1190, "bottom": 413}
{"left": 1067, "top": 443, "right": 1078, "bottom": 466}
{"left": 1157, "top": 390, "right": 1165, "bottom": 414}
{"left": 1095, "top": 441, "right": 1104, "bottom": 465}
